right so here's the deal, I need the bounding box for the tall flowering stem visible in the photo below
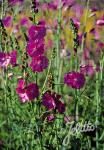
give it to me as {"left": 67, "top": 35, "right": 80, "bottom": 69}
{"left": 95, "top": 72, "right": 100, "bottom": 150}
{"left": 55, "top": 0, "right": 62, "bottom": 93}
{"left": 70, "top": 19, "right": 80, "bottom": 122}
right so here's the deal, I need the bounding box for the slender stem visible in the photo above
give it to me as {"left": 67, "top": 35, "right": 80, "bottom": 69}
{"left": 41, "top": 48, "right": 53, "bottom": 94}
{"left": 95, "top": 72, "right": 99, "bottom": 150}
{"left": 55, "top": 0, "right": 62, "bottom": 93}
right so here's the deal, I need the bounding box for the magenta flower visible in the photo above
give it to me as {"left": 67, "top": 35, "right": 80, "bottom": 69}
{"left": 0, "top": 50, "right": 17, "bottom": 68}
{"left": 16, "top": 79, "right": 39, "bottom": 103}
{"left": 27, "top": 20, "right": 46, "bottom": 59}
{"left": 20, "top": 17, "right": 29, "bottom": 27}
{"left": 64, "top": 72, "right": 85, "bottom": 89}
{"left": 2, "top": 16, "right": 13, "bottom": 28}
{"left": 28, "top": 21, "right": 46, "bottom": 41}
{"left": 27, "top": 40, "right": 44, "bottom": 57}
{"left": 46, "top": 114, "right": 55, "bottom": 122}
{"left": 10, "top": 50, "right": 17, "bottom": 67}
{"left": 0, "top": 52, "right": 11, "bottom": 68}
{"left": 80, "top": 65, "right": 94, "bottom": 76}
{"left": 42, "top": 91, "right": 65, "bottom": 114}
{"left": 42, "top": 91, "right": 56, "bottom": 110}
{"left": 96, "top": 20, "right": 104, "bottom": 26}
{"left": 30, "top": 55, "right": 48, "bottom": 72}
{"left": 62, "top": 0, "right": 75, "bottom": 7}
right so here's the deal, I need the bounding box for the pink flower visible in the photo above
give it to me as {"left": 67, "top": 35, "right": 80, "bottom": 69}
{"left": 42, "top": 91, "right": 65, "bottom": 114}
{"left": 16, "top": 79, "right": 39, "bottom": 103}
{"left": 28, "top": 21, "right": 46, "bottom": 41}
{"left": 42, "top": 91, "right": 56, "bottom": 110}
{"left": 80, "top": 65, "right": 95, "bottom": 76}
{"left": 10, "top": 50, "right": 17, "bottom": 67}
{"left": 64, "top": 72, "right": 85, "bottom": 89}
{"left": 27, "top": 40, "right": 44, "bottom": 57}
{"left": 96, "top": 20, "right": 104, "bottom": 26}
{"left": 2, "top": 16, "right": 13, "bottom": 27}
{"left": 0, "top": 52, "right": 11, "bottom": 68}
{"left": 30, "top": 55, "right": 48, "bottom": 72}
{"left": 62, "top": 0, "right": 75, "bottom": 7}
{"left": 0, "top": 50, "right": 17, "bottom": 68}
{"left": 20, "top": 17, "right": 29, "bottom": 27}
{"left": 46, "top": 114, "right": 55, "bottom": 122}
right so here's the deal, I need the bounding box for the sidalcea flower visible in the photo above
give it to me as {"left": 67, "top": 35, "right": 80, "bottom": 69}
{"left": 0, "top": 50, "right": 17, "bottom": 68}
{"left": 27, "top": 20, "right": 46, "bottom": 58}
{"left": 16, "top": 79, "right": 39, "bottom": 103}
{"left": 30, "top": 55, "right": 48, "bottom": 72}
{"left": 10, "top": 50, "right": 17, "bottom": 67}
{"left": 28, "top": 21, "right": 46, "bottom": 41}
{"left": 64, "top": 72, "right": 85, "bottom": 89}
{"left": 96, "top": 20, "right": 104, "bottom": 26}
{"left": 2, "top": 16, "right": 13, "bottom": 28}
{"left": 27, "top": 40, "right": 44, "bottom": 57}
{"left": 42, "top": 91, "right": 65, "bottom": 114}
{"left": 0, "top": 52, "right": 11, "bottom": 68}
{"left": 62, "top": 0, "right": 75, "bottom": 8}
{"left": 20, "top": 17, "right": 29, "bottom": 27}
{"left": 46, "top": 114, "right": 55, "bottom": 122}
{"left": 80, "top": 65, "right": 94, "bottom": 76}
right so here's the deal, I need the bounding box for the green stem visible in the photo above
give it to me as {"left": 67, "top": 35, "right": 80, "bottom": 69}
{"left": 95, "top": 72, "right": 99, "bottom": 150}
{"left": 41, "top": 48, "right": 53, "bottom": 94}
{"left": 55, "top": 0, "right": 62, "bottom": 93}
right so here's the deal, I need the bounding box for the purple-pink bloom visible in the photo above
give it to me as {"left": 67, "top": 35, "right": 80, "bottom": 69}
{"left": 30, "top": 55, "right": 48, "bottom": 72}
{"left": 0, "top": 52, "right": 11, "bottom": 68}
{"left": 16, "top": 79, "right": 39, "bottom": 103}
{"left": 42, "top": 91, "right": 56, "bottom": 110}
{"left": 80, "top": 65, "right": 94, "bottom": 76}
{"left": 62, "top": 0, "right": 75, "bottom": 7}
{"left": 27, "top": 40, "right": 44, "bottom": 57}
{"left": 96, "top": 20, "right": 104, "bottom": 26}
{"left": 20, "top": 17, "right": 29, "bottom": 27}
{"left": 2, "top": 16, "right": 13, "bottom": 28}
{"left": 10, "top": 50, "right": 17, "bottom": 67}
{"left": 64, "top": 72, "right": 85, "bottom": 89}
{"left": 0, "top": 50, "right": 17, "bottom": 68}
{"left": 46, "top": 114, "right": 55, "bottom": 122}
{"left": 42, "top": 91, "right": 65, "bottom": 114}
{"left": 28, "top": 21, "right": 46, "bottom": 41}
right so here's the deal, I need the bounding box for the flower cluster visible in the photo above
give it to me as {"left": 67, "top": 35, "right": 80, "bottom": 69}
{"left": 42, "top": 91, "right": 65, "bottom": 114}
{"left": 16, "top": 79, "right": 39, "bottom": 103}
{"left": 27, "top": 20, "right": 49, "bottom": 72}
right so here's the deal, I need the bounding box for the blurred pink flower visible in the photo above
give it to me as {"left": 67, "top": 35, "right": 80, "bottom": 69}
{"left": 46, "top": 114, "right": 55, "bottom": 122}
{"left": 96, "top": 20, "right": 104, "bottom": 26}
{"left": 2, "top": 16, "right": 13, "bottom": 28}
{"left": 80, "top": 65, "right": 95, "bottom": 76}
{"left": 20, "top": 17, "right": 29, "bottom": 27}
